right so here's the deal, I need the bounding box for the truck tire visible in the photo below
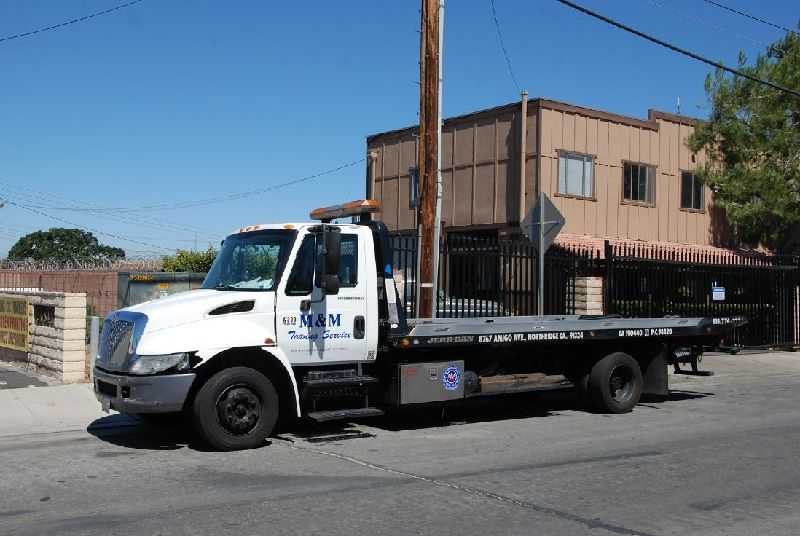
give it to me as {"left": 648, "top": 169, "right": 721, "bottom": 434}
{"left": 588, "top": 352, "right": 643, "bottom": 413}
{"left": 192, "top": 366, "right": 279, "bottom": 451}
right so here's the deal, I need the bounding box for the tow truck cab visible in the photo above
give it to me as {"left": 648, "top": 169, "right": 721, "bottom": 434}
{"left": 94, "top": 199, "right": 722, "bottom": 451}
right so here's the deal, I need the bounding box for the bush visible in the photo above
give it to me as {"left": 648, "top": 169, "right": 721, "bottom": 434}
{"left": 162, "top": 248, "right": 216, "bottom": 273}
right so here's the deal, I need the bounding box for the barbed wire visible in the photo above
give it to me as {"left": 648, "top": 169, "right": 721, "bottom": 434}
{"left": 0, "top": 258, "right": 164, "bottom": 272}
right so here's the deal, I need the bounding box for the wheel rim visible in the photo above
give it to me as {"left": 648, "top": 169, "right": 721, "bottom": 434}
{"left": 608, "top": 365, "right": 635, "bottom": 403}
{"left": 216, "top": 385, "right": 262, "bottom": 435}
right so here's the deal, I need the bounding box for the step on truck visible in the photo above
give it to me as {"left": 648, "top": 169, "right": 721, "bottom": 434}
{"left": 94, "top": 199, "right": 725, "bottom": 450}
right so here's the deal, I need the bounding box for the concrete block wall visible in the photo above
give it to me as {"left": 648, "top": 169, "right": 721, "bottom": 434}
{"left": 574, "top": 277, "right": 604, "bottom": 316}
{"left": 1, "top": 291, "right": 88, "bottom": 383}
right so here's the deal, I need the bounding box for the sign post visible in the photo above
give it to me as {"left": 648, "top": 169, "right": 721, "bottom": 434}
{"left": 522, "top": 193, "right": 565, "bottom": 315}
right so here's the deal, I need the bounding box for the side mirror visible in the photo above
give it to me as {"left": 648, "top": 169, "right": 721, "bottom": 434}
{"left": 324, "top": 229, "right": 341, "bottom": 276}
{"left": 315, "top": 225, "right": 341, "bottom": 296}
{"left": 321, "top": 273, "right": 340, "bottom": 296}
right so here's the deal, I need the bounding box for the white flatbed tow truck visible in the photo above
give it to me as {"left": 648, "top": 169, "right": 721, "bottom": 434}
{"left": 94, "top": 200, "right": 725, "bottom": 450}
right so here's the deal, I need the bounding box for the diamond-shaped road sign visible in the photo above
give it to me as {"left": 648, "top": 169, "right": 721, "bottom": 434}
{"left": 522, "top": 193, "right": 565, "bottom": 254}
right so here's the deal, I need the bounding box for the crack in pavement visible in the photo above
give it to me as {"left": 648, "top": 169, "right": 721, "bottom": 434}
{"left": 274, "top": 439, "right": 660, "bottom": 536}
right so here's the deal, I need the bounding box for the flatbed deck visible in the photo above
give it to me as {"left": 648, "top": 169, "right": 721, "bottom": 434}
{"left": 394, "top": 315, "right": 720, "bottom": 349}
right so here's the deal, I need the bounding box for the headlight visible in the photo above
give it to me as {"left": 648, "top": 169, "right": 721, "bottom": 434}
{"left": 128, "top": 353, "right": 192, "bottom": 375}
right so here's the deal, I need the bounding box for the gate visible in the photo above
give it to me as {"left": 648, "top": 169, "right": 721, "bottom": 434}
{"left": 605, "top": 243, "right": 800, "bottom": 348}
{"left": 390, "top": 233, "right": 599, "bottom": 318}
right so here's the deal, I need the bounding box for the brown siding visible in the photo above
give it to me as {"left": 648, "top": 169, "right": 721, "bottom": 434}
{"left": 538, "top": 104, "right": 723, "bottom": 246}
{"left": 367, "top": 98, "right": 727, "bottom": 247}
{"left": 368, "top": 105, "right": 532, "bottom": 232}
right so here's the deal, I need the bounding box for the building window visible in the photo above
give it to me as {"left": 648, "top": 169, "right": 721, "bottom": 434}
{"left": 558, "top": 152, "right": 593, "bottom": 198}
{"left": 409, "top": 168, "right": 419, "bottom": 209}
{"left": 681, "top": 171, "right": 704, "bottom": 211}
{"left": 623, "top": 162, "right": 656, "bottom": 205}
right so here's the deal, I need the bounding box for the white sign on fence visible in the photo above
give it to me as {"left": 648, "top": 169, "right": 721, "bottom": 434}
{"left": 712, "top": 286, "right": 726, "bottom": 301}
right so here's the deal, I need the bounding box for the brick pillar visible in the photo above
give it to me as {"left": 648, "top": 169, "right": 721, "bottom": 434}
{"left": 25, "top": 292, "right": 87, "bottom": 383}
{"left": 60, "top": 293, "right": 88, "bottom": 383}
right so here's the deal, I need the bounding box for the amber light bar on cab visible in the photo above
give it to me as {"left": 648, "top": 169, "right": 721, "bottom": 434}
{"left": 309, "top": 199, "right": 381, "bottom": 222}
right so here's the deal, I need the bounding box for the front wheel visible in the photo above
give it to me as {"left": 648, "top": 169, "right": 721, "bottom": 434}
{"left": 588, "top": 352, "right": 643, "bottom": 413}
{"left": 192, "top": 366, "right": 279, "bottom": 451}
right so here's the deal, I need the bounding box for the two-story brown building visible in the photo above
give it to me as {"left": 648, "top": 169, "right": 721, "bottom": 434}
{"left": 366, "top": 97, "right": 730, "bottom": 253}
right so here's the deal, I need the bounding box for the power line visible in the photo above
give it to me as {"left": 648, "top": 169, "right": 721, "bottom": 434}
{"left": 647, "top": 0, "right": 769, "bottom": 49}
{"left": 2, "top": 199, "right": 174, "bottom": 253}
{"left": 700, "top": 0, "right": 799, "bottom": 37}
{"left": 489, "top": 0, "right": 522, "bottom": 93}
{"left": 0, "top": 180, "right": 222, "bottom": 240}
{"left": 33, "top": 157, "right": 366, "bottom": 212}
{"left": 0, "top": 0, "right": 145, "bottom": 44}
{"left": 554, "top": 0, "right": 800, "bottom": 99}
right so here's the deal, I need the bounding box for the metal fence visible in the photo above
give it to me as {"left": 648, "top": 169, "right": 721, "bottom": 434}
{"left": 0, "top": 258, "right": 163, "bottom": 271}
{"left": 391, "top": 233, "right": 600, "bottom": 318}
{"left": 604, "top": 242, "right": 800, "bottom": 348}
{"left": 392, "top": 233, "right": 800, "bottom": 349}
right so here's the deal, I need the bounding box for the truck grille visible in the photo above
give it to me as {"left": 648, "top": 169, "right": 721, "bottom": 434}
{"left": 96, "top": 379, "right": 118, "bottom": 398}
{"left": 98, "top": 318, "right": 134, "bottom": 370}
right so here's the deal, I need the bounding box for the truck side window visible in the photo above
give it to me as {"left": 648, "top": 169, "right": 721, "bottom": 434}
{"left": 339, "top": 235, "right": 358, "bottom": 287}
{"left": 285, "top": 235, "right": 316, "bottom": 295}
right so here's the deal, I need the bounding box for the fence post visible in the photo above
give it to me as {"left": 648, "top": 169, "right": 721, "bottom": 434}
{"left": 603, "top": 240, "right": 613, "bottom": 314}
{"left": 88, "top": 316, "right": 100, "bottom": 383}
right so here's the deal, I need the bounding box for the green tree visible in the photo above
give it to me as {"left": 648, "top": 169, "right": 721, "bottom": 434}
{"left": 8, "top": 228, "right": 125, "bottom": 261}
{"left": 162, "top": 248, "right": 217, "bottom": 273}
{"left": 689, "top": 33, "right": 800, "bottom": 251}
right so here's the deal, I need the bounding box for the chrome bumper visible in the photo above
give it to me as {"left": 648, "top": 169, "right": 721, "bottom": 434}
{"left": 94, "top": 367, "right": 196, "bottom": 414}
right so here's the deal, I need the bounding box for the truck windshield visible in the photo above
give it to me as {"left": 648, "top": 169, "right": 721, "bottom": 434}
{"left": 202, "top": 230, "right": 295, "bottom": 291}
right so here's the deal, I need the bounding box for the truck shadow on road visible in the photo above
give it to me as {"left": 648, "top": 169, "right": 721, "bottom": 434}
{"left": 303, "top": 388, "right": 713, "bottom": 437}
{"left": 86, "top": 414, "right": 218, "bottom": 452}
{"left": 85, "top": 388, "right": 713, "bottom": 451}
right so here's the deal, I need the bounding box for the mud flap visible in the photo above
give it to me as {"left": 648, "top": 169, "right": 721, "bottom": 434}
{"left": 638, "top": 345, "right": 669, "bottom": 397}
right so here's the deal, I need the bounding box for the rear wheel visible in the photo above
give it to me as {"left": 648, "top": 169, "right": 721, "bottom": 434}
{"left": 588, "top": 352, "right": 643, "bottom": 413}
{"left": 192, "top": 366, "right": 279, "bottom": 451}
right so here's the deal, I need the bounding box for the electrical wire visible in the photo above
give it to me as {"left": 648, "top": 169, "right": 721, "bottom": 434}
{"left": 0, "top": 0, "right": 145, "bottom": 44}
{"left": 0, "top": 180, "right": 221, "bottom": 240}
{"left": 2, "top": 199, "right": 174, "bottom": 253}
{"left": 554, "top": 0, "right": 800, "bottom": 99}
{"left": 489, "top": 0, "right": 522, "bottom": 93}
{"left": 31, "top": 157, "right": 366, "bottom": 212}
{"left": 699, "top": 0, "right": 799, "bottom": 37}
{"left": 647, "top": 0, "right": 769, "bottom": 49}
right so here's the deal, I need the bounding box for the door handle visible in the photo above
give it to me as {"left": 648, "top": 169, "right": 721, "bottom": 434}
{"left": 354, "top": 316, "right": 365, "bottom": 339}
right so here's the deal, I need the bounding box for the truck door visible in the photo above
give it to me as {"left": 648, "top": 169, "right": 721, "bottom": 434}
{"left": 276, "top": 230, "right": 371, "bottom": 364}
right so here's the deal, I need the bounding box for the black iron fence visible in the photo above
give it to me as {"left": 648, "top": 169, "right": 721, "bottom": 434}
{"left": 390, "top": 233, "right": 600, "bottom": 318}
{"left": 391, "top": 232, "right": 800, "bottom": 349}
{"left": 604, "top": 242, "right": 800, "bottom": 348}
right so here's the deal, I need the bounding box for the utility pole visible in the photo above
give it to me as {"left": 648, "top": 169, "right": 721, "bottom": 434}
{"left": 416, "top": 0, "right": 443, "bottom": 318}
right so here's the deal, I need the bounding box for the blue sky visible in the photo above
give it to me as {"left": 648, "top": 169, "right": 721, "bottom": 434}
{"left": 0, "top": 0, "right": 796, "bottom": 257}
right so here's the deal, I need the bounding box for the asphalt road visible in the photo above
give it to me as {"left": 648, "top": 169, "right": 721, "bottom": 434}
{"left": 0, "top": 362, "right": 47, "bottom": 389}
{"left": 1, "top": 352, "right": 799, "bottom": 536}
{"left": 0, "top": 363, "right": 47, "bottom": 390}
